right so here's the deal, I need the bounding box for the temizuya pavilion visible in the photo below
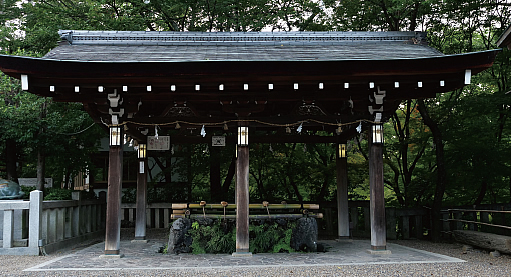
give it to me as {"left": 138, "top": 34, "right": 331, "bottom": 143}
{"left": 0, "top": 31, "right": 498, "bottom": 257}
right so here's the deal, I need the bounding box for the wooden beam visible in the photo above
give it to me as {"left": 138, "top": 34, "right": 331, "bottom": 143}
{"left": 235, "top": 144, "right": 250, "bottom": 254}
{"left": 104, "top": 146, "right": 123, "bottom": 255}
{"left": 369, "top": 126, "right": 386, "bottom": 251}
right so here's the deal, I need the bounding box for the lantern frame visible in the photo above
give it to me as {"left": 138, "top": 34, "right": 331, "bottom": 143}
{"left": 372, "top": 124, "right": 384, "bottom": 144}
{"left": 109, "top": 126, "right": 122, "bottom": 146}
{"left": 138, "top": 143, "right": 147, "bottom": 159}
{"left": 338, "top": 143, "right": 347, "bottom": 158}
{"left": 238, "top": 126, "right": 249, "bottom": 146}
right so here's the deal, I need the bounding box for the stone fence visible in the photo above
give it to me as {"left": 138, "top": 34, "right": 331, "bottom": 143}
{"left": 0, "top": 191, "right": 106, "bottom": 255}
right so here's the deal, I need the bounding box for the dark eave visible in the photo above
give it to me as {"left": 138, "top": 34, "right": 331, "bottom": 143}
{"left": 0, "top": 31, "right": 501, "bottom": 142}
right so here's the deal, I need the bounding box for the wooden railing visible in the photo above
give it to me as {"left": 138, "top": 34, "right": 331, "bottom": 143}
{"left": 440, "top": 204, "right": 511, "bottom": 237}
{"left": 120, "top": 200, "right": 427, "bottom": 240}
{"left": 0, "top": 191, "right": 106, "bottom": 255}
{"left": 318, "top": 201, "right": 428, "bottom": 240}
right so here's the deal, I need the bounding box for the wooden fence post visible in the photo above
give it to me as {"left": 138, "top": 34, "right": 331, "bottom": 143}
{"left": 402, "top": 216, "right": 410, "bottom": 239}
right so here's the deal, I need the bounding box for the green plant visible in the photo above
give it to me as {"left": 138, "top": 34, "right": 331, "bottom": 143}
{"left": 44, "top": 188, "right": 72, "bottom": 200}
{"left": 20, "top": 186, "right": 36, "bottom": 199}
{"left": 249, "top": 221, "right": 296, "bottom": 253}
{"left": 121, "top": 188, "right": 136, "bottom": 203}
{"left": 187, "top": 220, "right": 235, "bottom": 254}
{"left": 186, "top": 219, "right": 299, "bottom": 254}
{"left": 272, "top": 228, "right": 294, "bottom": 253}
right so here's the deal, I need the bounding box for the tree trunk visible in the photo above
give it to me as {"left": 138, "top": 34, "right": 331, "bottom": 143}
{"left": 36, "top": 149, "right": 46, "bottom": 191}
{"left": 474, "top": 180, "right": 487, "bottom": 206}
{"left": 417, "top": 99, "right": 447, "bottom": 242}
{"left": 36, "top": 101, "right": 47, "bottom": 191}
{"left": 209, "top": 146, "right": 221, "bottom": 201}
{"left": 222, "top": 156, "right": 236, "bottom": 198}
{"left": 5, "top": 138, "right": 18, "bottom": 183}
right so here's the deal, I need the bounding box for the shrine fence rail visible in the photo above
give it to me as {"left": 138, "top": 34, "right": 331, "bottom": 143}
{"left": 0, "top": 191, "right": 106, "bottom": 255}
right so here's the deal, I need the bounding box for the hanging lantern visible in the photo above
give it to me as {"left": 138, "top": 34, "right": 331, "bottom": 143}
{"left": 109, "top": 126, "right": 122, "bottom": 146}
{"left": 138, "top": 143, "right": 147, "bottom": 159}
{"left": 338, "top": 143, "right": 347, "bottom": 158}
{"left": 372, "top": 124, "right": 384, "bottom": 144}
{"left": 238, "top": 126, "right": 248, "bottom": 146}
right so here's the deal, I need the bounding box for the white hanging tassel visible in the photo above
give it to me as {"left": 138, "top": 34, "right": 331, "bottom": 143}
{"left": 356, "top": 122, "right": 362, "bottom": 133}
{"left": 303, "top": 144, "right": 307, "bottom": 152}
{"left": 200, "top": 125, "right": 206, "bottom": 137}
{"left": 297, "top": 123, "right": 303, "bottom": 133}
{"left": 155, "top": 125, "right": 159, "bottom": 139}
{"left": 269, "top": 144, "right": 274, "bottom": 153}
{"left": 171, "top": 145, "right": 175, "bottom": 155}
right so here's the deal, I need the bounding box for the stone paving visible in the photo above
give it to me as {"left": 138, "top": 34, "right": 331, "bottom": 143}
{"left": 24, "top": 238, "right": 464, "bottom": 272}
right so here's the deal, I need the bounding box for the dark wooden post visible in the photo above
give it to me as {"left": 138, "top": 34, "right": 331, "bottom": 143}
{"left": 336, "top": 143, "right": 350, "bottom": 239}
{"left": 134, "top": 158, "right": 147, "bottom": 241}
{"left": 368, "top": 125, "right": 389, "bottom": 253}
{"left": 233, "top": 125, "right": 251, "bottom": 256}
{"left": 104, "top": 145, "right": 123, "bottom": 256}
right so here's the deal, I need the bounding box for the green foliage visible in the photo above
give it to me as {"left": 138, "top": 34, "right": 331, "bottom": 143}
{"left": 249, "top": 221, "right": 296, "bottom": 253}
{"left": 43, "top": 188, "right": 73, "bottom": 200}
{"left": 20, "top": 186, "right": 36, "bottom": 199}
{"left": 187, "top": 220, "right": 297, "bottom": 254}
{"left": 188, "top": 220, "right": 235, "bottom": 254}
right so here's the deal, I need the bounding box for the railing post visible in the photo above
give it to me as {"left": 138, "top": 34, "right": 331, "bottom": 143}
{"left": 72, "top": 191, "right": 81, "bottom": 237}
{"left": 442, "top": 212, "right": 450, "bottom": 238}
{"left": 386, "top": 208, "right": 397, "bottom": 240}
{"left": 480, "top": 211, "right": 490, "bottom": 233}
{"left": 28, "top": 190, "right": 43, "bottom": 254}
{"left": 469, "top": 205, "right": 477, "bottom": 231}
{"left": 3, "top": 209, "right": 14, "bottom": 248}
{"left": 415, "top": 215, "right": 423, "bottom": 239}
{"left": 350, "top": 207, "right": 359, "bottom": 234}
{"left": 99, "top": 191, "right": 107, "bottom": 230}
{"left": 402, "top": 215, "right": 410, "bottom": 239}
{"left": 364, "top": 207, "right": 370, "bottom": 236}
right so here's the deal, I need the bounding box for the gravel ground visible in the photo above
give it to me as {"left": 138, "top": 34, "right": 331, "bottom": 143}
{"left": 0, "top": 230, "right": 510, "bottom": 277}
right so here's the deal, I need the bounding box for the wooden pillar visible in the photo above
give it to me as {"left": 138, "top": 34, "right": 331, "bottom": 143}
{"left": 134, "top": 158, "right": 147, "bottom": 240}
{"left": 369, "top": 125, "right": 387, "bottom": 251}
{"left": 336, "top": 144, "right": 350, "bottom": 239}
{"left": 104, "top": 145, "right": 123, "bottom": 255}
{"left": 234, "top": 125, "right": 251, "bottom": 256}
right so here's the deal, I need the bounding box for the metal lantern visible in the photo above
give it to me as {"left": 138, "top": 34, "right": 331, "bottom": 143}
{"left": 338, "top": 143, "right": 347, "bottom": 158}
{"left": 109, "top": 126, "right": 122, "bottom": 146}
{"left": 138, "top": 143, "right": 147, "bottom": 159}
{"left": 372, "top": 124, "right": 384, "bottom": 144}
{"left": 238, "top": 126, "right": 248, "bottom": 146}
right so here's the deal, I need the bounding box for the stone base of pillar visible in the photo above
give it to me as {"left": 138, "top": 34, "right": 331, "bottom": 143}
{"left": 131, "top": 238, "right": 148, "bottom": 243}
{"left": 336, "top": 236, "right": 351, "bottom": 240}
{"left": 232, "top": 252, "right": 253, "bottom": 257}
{"left": 366, "top": 249, "right": 392, "bottom": 255}
{"left": 99, "top": 253, "right": 125, "bottom": 259}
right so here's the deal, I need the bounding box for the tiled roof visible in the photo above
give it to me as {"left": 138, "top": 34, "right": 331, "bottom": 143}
{"left": 42, "top": 30, "right": 444, "bottom": 62}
